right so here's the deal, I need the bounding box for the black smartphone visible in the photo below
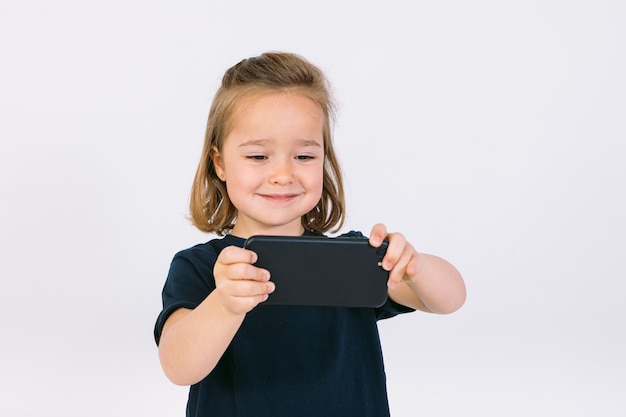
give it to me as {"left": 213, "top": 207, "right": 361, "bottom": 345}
{"left": 243, "top": 235, "right": 389, "bottom": 307}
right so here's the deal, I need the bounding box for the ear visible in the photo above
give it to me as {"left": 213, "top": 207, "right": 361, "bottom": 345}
{"left": 210, "top": 145, "right": 226, "bottom": 181}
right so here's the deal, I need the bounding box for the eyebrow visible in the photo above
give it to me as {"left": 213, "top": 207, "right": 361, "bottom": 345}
{"left": 238, "top": 139, "right": 322, "bottom": 147}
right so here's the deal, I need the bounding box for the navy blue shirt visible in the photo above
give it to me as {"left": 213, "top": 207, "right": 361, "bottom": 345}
{"left": 155, "top": 231, "right": 414, "bottom": 417}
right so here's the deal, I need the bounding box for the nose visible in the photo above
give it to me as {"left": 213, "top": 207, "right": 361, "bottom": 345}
{"left": 268, "top": 159, "right": 295, "bottom": 185}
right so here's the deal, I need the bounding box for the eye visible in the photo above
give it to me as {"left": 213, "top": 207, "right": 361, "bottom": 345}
{"left": 246, "top": 155, "right": 267, "bottom": 161}
{"left": 296, "top": 155, "right": 315, "bottom": 161}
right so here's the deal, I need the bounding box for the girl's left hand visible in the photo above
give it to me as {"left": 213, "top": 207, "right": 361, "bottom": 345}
{"left": 368, "top": 223, "right": 422, "bottom": 289}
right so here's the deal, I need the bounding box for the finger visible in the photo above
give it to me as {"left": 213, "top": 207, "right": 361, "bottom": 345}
{"left": 218, "top": 246, "right": 258, "bottom": 266}
{"left": 405, "top": 251, "right": 423, "bottom": 279}
{"left": 381, "top": 232, "right": 407, "bottom": 271}
{"left": 369, "top": 223, "right": 387, "bottom": 247}
{"left": 228, "top": 279, "right": 275, "bottom": 298}
{"left": 244, "top": 283, "right": 275, "bottom": 308}
{"left": 220, "top": 283, "right": 274, "bottom": 315}
{"left": 214, "top": 247, "right": 266, "bottom": 283}
{"left": 218, "top": 262, "right": 270, "bottom": 283}
{"left": 243, "top": 281, "right": 275, "bottom": 305}
{"left": 387, "top": 247, "right": 413, "bottom": 288}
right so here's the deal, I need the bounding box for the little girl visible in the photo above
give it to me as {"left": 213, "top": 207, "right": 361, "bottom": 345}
{"left": 155, "top": 51, "right": 466, "bottom": 417}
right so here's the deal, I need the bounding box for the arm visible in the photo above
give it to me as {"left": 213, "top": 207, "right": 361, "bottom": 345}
{"left": 369, "top": 224, "right": 466, "bottom": 314}
{"left": 158, "top": 246, "right": 274, "bottom": 386}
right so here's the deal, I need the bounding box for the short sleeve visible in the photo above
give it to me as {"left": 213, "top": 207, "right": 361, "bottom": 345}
{"left": 375, "top": 296, "right": 415, "bottom": 320}
{"left": 153, "top": 244, "right": 218, "bottom": 345}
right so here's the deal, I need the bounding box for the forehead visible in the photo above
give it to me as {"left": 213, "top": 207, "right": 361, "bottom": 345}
{"left": 225, "top": 91, "right": 325, "bottom": 145}
{"left": 234, "top": 90, "right": 323, "bottom": 118}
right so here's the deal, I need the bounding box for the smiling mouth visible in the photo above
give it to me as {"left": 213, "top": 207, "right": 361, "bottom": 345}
{"left": 259, "top": 193, "right": 300, "bottom": 202}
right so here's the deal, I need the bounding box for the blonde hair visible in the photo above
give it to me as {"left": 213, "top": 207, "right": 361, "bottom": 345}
{"left": 189, "top": 52, "right": 345, "bottom": 235}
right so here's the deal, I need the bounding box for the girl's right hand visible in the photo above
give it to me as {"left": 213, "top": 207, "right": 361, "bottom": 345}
{"left": 213, "top": 246, "right": 274, "bottom": 315}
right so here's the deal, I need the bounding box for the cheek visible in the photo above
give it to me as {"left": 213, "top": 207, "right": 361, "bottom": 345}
{"left": 310, "top": 165, "right": 325, "bottom": 195}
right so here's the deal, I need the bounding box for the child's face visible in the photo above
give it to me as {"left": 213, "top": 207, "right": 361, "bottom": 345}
{"left": 213, "top": 92, "right": 325, "bottom": 237}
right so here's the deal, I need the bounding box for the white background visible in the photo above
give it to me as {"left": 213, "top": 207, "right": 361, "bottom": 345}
{"left": 1, "top": 1, "right": 625, "bottom": 416}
